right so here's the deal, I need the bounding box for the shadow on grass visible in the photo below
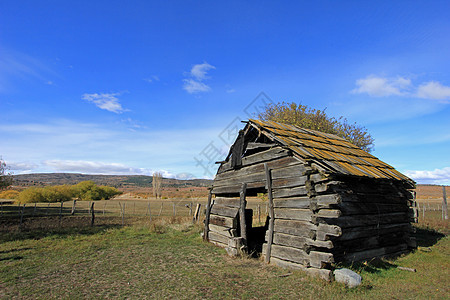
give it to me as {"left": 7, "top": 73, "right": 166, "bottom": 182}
{"left": 414, "top": 226, "right": 445, "bottom": 248}
{"left": 0, "top": 217, "right": 124, "bottom": 244}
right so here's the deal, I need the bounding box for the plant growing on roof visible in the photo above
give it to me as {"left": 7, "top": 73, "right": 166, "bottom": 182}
{"left": 257, "top": 102, "right": 375, "bottom": 152}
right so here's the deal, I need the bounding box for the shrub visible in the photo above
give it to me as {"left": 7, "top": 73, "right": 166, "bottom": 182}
{"left": 0, "top": 190, "right": 20, "bottom": 199}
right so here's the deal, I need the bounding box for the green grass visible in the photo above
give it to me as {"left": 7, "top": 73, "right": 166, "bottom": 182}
{"left": 0, "top": 218, "right": 448, "bottom": 299}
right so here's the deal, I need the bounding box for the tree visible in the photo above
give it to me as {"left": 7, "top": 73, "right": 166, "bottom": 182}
{"left": 152, "top": 172, "right": 163, "bottom": 199}
{"left": 0, "top": 156, "right": 13, "bottom": 190}
{"left": 257, "top": 102, "right": 375, "bottom": 152}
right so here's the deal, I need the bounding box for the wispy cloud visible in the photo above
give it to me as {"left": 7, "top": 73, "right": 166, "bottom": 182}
{"left": 416, "top": 81, "right": 450, "bottom": 101}
{"left": 42, "top": 160, "right": 148, "bottom": 175}
{"left": 183, "top": 79, "right": 211, "bottom": 93}
{"left": 351, "top": 75, "right": 411, "bottom": 97}
{"left": 351, "top": 75, "right": 450, "bottom": 102}
{"left": 183, "top": 62, "right": 215, "bottom": 94}
{"left": 7, "top": 161, "right": 38, "bottom": 173}
{"left": 144, "top": 75, "right": 159, "bottom": 83}
{"left": 82, "top": 92, "right": 127, "bottom": 113}
{"left": 404, "top": 167, "right": 450, "bottom": 185}
{"left": 0, "top": 47, "right": 56, "bottom": 92}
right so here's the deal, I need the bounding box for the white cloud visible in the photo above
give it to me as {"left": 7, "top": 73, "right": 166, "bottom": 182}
{"left": 404, "top": 167, "right": 450, "bottom": 185}
{"left": 351, "top": 75, "right": 450, "bottom": 102}
{"left": 42, "top": 160, "right": 148, "bottom": 175}
{"left": 183, "top": 79, "right": 211, "bottom": 93}
{"left": 7, "top": 161, "right": 39, "bottom": 173}
{"left": 82, "top": 92, "right": 127, "bottom": 113}
{"left": 183, "top": 62, "right": 215, "bottom": 94}
{"left": 226, "top": 89, "right": 236, "bottom": 93}
{"left": 416, "top": 81, "right": 450, "bottom": 101}
{"left": 351, "top": 75, "right": 411, "bottom": 97}
{"left": 190, "top": 62, "right": 215, "bottom": 80}
{"left": 144, "top": 75, "right": 159, "bottom": 83}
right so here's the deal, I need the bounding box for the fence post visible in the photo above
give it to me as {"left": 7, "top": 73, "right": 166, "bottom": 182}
{"left": 443, "top": 186, "right": 448, "bottom": 220}
{"left": 47, "top": 203, "right": 50, "bottom": 215}
{"left": 59, "top": 201, "right": 64, "bottom": 226}
{"left": 19, "top": 204, "right": 25, "bottom": 229}
{"left": 193, "top": 203, "right": 201, "bottom": 223}
{"left": 158, "top": 202, "right": 163, "bottom": 216}
{"left": 71, "top": 200, "right": 76, "bottom": 215}
{"left": 0, "top": 202, "right": 2, "bottom": 216}
{"left": 190, "top": 202, "right": 193, "bottom": 216}
{"left": 90, "top": 202, "right": 95, "bottom": 226}
{"left": 148, "top": 202, "right": 152, "bottom": 222}
{"left": 173, "top": 203, "right": 176, "bottom": 216}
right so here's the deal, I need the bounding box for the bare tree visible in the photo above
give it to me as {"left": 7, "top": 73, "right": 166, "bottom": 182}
{"left": 0, "top": 156, "right": 13, "bottom": 190}
{"left": 152, "top": 171, "right": 163, "bottom": 199}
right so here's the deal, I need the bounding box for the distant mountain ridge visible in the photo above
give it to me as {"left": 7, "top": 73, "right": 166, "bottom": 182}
{"left": 12, "top": 173, "right": 213, "bottom": 188}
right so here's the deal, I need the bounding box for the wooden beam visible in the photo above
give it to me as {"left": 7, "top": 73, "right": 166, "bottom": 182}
{"left": 203, "top": 190, "right": 213, "bottom": 241}
{"left": 265, "top": 163, "right": 275, "bottom": 263}
{"left": 239, "top": 183, "right": 248, "bottom": 247}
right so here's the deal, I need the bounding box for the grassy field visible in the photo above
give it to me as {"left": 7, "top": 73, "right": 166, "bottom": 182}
{"left": 0, "top": 189, "right": 448, "bottom": 299}
{"left": 0, "top": 213, "right": 448, "bottom": 299}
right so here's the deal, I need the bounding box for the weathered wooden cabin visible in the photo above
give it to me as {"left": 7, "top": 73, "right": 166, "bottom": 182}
{"left": 204, "top": 119, "right": 417, "bottom": 280}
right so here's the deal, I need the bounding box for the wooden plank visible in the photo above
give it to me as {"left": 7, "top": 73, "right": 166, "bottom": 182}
{"left": 335, "top": 232, "right": 408, "bottom": 253}
{"left": 213, "top": 171, "right": 266, "bottom": 188}
{"left": 273, "top": 197, "right": 310, "bottom": 209}
{"left": 208, "top": 231, "right": 230, "bottom": 245}
{"left": 321, "top": 212, "right": 409, "bottom": 228}
{"left": 209, "top": 224, "right": 237, "bottom": 237}
{"left": 339, "top": 223, "right": 411, "bottom": 241}
{"left": 314, "top": 194, "right": 341, "bottom": 206}
{"left": 218, "top": 147, "right": 291, "bottom": 173}
{"left": 339, "top": 243, "right": 408, "bottom": 263}
{"left": 272, "top": 176, "right": 308, "bottom": 189}
{"left": 216, "top": 156, "right": 301, "bottom": 180}
{"left": 209, "top": 214, "right": 237, "bottom": 228}
{"left": 268, "top": 257, "right": 333, "bottom": 281}
{"left": 274, "top": 208, "right": 313, "bottom": 221}
{"left": 309, "top": 251, "right": 334, "bottom": 268}
{"left": 315, "top": 209, "right": 341, "bottom": 218}
{"left": 213, "top": 197, "right": 240, "bottom": 208}
{"left": 274, "top": 219, "right": 316, "bottom": 238}
{"left": 273, "top": 186, "right": 308, "bottom": 198}
{"left": 338, "top": 201, "right": 409, "bottom": 215}
{"left": 212, "top": 181, "right": 266, "bottom": 194}
{"left": 271, "top": 164, "right": 310, "bottom": 179}
{"left": 239, "top": 183, "right": 248, "bottom": 245}
{"left": 269, "top": 244, "right": 310, "bottom": 266}
{"left": 204, "top": 190, "right": 213, "bottom": 241}
{"left": 246, "top": 142, "right": 277, "bottom": 151}
{"left": 265, "top": 163, "right": 275, "bottom": 263}
{"left": 210, "top": 204, "right": 239, "bottom": 218}
{"left": 272, "top": 232, "right": 309, "bottom": 250}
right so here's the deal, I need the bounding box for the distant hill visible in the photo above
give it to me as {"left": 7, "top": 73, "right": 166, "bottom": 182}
{"left": 12, "top": 173, "right": 213, "bottom": 188}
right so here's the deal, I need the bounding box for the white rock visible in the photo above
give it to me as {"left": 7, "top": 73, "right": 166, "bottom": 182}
{"left": 333, "top": 268, "right": 362, "bottom": 288}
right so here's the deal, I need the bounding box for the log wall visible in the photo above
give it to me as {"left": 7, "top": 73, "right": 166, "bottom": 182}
{"left": 207, "top": 144, "right": 416, "bottom": 280}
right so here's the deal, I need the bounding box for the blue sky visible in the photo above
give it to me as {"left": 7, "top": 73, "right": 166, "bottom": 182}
{"left": 1, "top": 1, "right": 449, "bottom": 184}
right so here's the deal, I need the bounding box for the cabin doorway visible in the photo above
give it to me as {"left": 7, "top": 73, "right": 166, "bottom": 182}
{"left": 242, "top": 187, "right": 270, "bottom": 257}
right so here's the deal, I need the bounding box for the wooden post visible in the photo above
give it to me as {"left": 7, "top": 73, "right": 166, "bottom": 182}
{"left": 103, "top": 202, "right": 107, "bottom": 216}
{"left": 90, "top": 202, "right": 95, "bottom": 226}
{"left": 203, "top": 190, "right": 213, "bottom": 241}
{"left": 173, "top": 203, "right": 176, "bottom": 216}
{"left": 148, "top": 202, "right": 152, "bottom": 222}
{"left": 71, "top": 200, "right": 76, "bottom": 215}
{"left": 59, "top": 201, "right": 63, "bottom": 225}
{"left": 264, "top": 163, "right": 275, "bottom": 263}
{"left": 33, "top": 203, "right": 37, "bottom": 217}
{"left": 0, "top": 202, "right": 2, "bottom": 216}
{"left": 47, "top": 203, "right": 50, "bottom": 215}
{"left": 158, "top": 202, "right": 163, "bottom": 216}
{"left": 443, "top": 186, "right": 448, "bottom": 220}
{"left": 239, "top": 183, "right": 248, "bottom": 247}
{"left": 193, "top": 203, "right": 201, "bottom": 222}
{"left": 134, "top": 202, "right": 136, "bottom": 215}
{"left": 122, "top": 203, "right": 125, "bottom": 226}
{"left": 190, "top": 202, "right": 193, "bottom": 216}
{"left": 423, "top": 202, "right": 425, "bottom": 219}
{"left": 19, "top": 204, "right": 25, "bottom": 229}
{"left": 258, "top": 204, "right": 261, "bottom": 224}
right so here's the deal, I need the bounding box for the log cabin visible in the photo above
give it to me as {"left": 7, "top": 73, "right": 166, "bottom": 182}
{"left": 204, "top": 119, "right": 417, "bottom": 280}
